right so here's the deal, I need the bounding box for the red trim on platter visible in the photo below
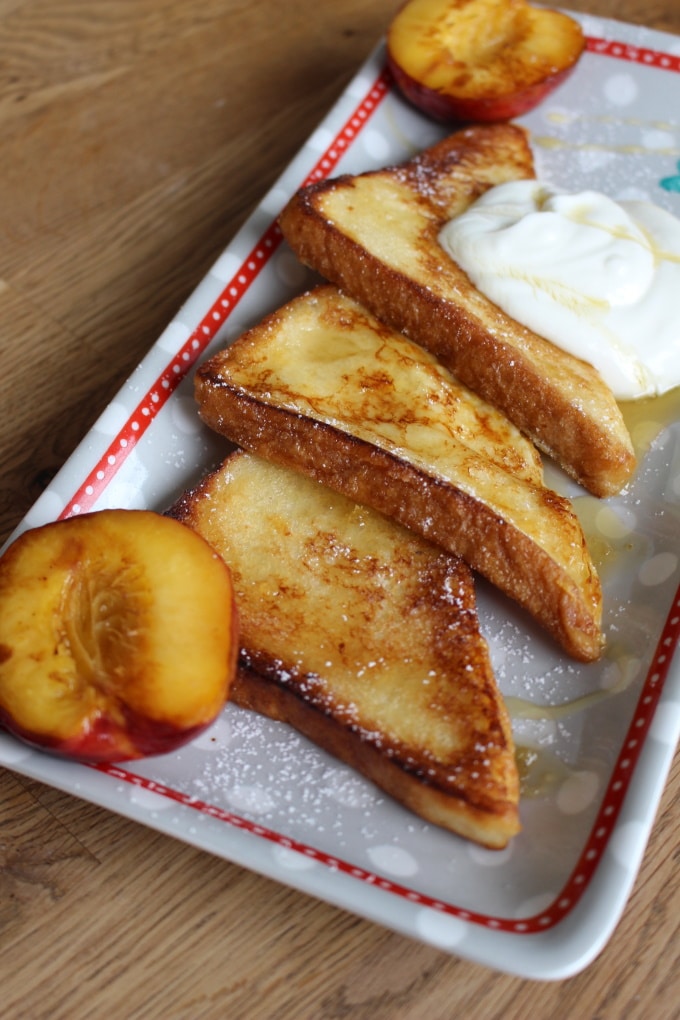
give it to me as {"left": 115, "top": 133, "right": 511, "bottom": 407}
{"left": 586, "top": 36, "right": 680, "bottom": 72}
{"left": 57, "top": 69, "right": 390, "bottom": 521}
{"left": 61, "top": 41, "right": 680, "bottom": 934}
{"left": 92, "top": 591, "right": 680, "bottom": 935}
{"left": 57, "top": 34, "right": 680, "bottom": 520}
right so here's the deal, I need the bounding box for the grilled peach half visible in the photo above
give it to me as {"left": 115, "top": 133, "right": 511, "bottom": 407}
{"left": 386, "top": 0, "right": 585, "bottom": 123}
{"left": 0, "top": 509, "right": 238, "bottom": 762}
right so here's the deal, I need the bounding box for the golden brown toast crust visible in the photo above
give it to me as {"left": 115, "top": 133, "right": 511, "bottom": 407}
{"left": 195, "top": 286, "right": 602, "bottom": 662}
{"left": 278, "top": 123, "right": 635, "bottom": 498}
{"left": 170, "top": 451, "right": 520, "bottom": 848}
{"left": 230, "top": 665, "right": 519, "bottom": 848}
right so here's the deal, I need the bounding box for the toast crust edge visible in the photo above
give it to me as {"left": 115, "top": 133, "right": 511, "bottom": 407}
{"left": 195, "top": 369, "right": 602, "bottom": 662}
{"left": 278, "top": 124, "right": 636, "bottom": 498}
{"left": 231, "top": 664, "right": 520, "bottom": 850}
{"left": 169, "top": 450, "right": 520, "bottom": 849}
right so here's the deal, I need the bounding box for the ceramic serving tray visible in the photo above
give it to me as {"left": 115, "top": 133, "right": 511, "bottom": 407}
{"left": 2, "top": 11, "right": 679, "bottom": 980}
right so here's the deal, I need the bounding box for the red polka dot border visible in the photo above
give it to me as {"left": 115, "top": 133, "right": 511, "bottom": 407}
{"left": 59, "top": 70, "right": 390, "bottom": 521}
{"left": 587, "top": 36, "right": 680, "bottom": 73}
{"left": 65, "top": 42, "right": 680, "bottom": 935}
{"left": 92, "top": 588, "right": 680, "bottom": 935}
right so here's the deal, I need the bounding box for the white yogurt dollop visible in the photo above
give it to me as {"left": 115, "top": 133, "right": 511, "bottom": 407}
{"left": 438, "top": 180, "right": 680, "bottom": 400}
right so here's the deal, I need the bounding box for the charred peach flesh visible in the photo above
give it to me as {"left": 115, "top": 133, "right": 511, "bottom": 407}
{"left": 0, "top": 509, "right": 238, "bottom": 762}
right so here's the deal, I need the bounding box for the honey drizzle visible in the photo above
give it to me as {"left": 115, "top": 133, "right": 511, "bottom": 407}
{"left": 534, "top": 135, "right": 680, "bottom": 158}
{"left": 512, "top": 650, "right": 635, "bottom": 799}
{"left": 618, "top": 385, "right": 680, "bottom": 459}
{"left": 514, "top": 387, "right": 680, "bottom": 797}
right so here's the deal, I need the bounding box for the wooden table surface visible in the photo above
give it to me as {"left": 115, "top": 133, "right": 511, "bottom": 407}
{"left": 1, "top": 2, "right": 679, "bottom": 1017}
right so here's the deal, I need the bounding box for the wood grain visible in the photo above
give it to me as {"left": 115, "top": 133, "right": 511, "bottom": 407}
{"left": 1, "top": 2, "right": 679, "bottom": 1017}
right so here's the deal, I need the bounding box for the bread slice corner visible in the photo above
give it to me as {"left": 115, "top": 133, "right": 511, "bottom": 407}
{"left": 195, "top": 285, "right": 603, "bottom": 662}
{"left": 278, "top": 123, "right": 636, "bottom": 498}
{"left": 170, "top": 450, "right": 520, "bottom": 849}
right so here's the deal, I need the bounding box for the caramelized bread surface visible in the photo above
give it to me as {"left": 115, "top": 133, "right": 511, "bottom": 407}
{"left": 171, "top": 450, "right": 520, "bottom": 848}
{"left": 278, "top": 123, "right": 635, "bottom": 497}
{"left": 195, "top": 285, "right": 603, "bottom": 662}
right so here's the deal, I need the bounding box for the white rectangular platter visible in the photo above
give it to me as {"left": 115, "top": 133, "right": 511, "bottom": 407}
{"left": 2, "top": 11, "right": 680, "bottom": 980}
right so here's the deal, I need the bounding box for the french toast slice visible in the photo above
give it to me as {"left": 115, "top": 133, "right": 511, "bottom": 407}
{"left": 278, "top": 122, "right": 636, "bottom": 498}
{"left": 170, "top": 450, "right": 520, "bottom": 848}
{"left": 195, "top": 285, "right": 603, "bottom": 662}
